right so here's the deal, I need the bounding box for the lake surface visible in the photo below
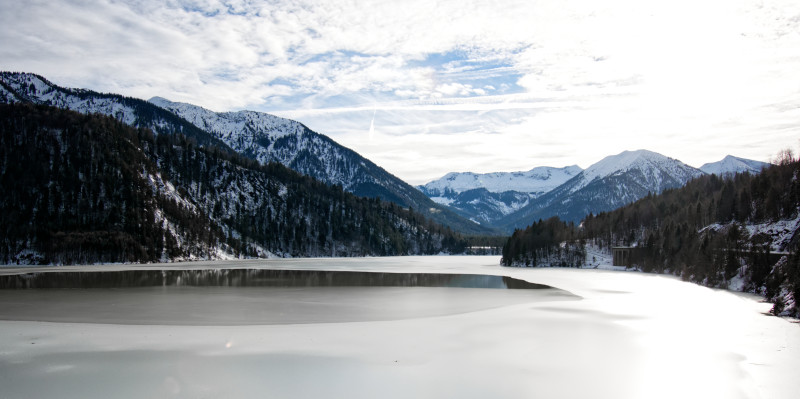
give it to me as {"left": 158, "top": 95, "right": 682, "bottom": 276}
{"left": 0, "top": 269, "right": 570, "bottom": 324}
{"left": 0, "top": 256, "right": 797, "bottom": 399}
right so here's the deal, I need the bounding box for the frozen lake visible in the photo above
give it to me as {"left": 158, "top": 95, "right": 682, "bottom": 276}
{"left": 0, "top": 269, "right": 569, "bottom": 325}
{"left": 0, "top": 256, "right": 798, "bottom": 399}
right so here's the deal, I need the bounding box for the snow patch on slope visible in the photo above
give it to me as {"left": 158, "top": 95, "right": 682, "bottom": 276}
{"left": 148, "top": 97, "right": 381, "bottom": 194}
{"left": 421, "top": 166, "right": 582, "bottom": 195}
{"left": 150, "top": 97, "right": 303, "bottom": 142}
{"left": 702, "top": 214, "right": 800, "bottom": 253}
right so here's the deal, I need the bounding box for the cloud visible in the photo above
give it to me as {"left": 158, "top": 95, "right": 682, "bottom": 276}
{"left": 1, "top": 0, "right": 799, "bottom": 183}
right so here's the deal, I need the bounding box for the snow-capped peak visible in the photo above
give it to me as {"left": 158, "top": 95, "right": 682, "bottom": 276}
{"left": 699, "top": 155, "right": 770, "bottom": 176}
{"left": 567, "top": 149, "right": 704, "bottom": 194}
{"left": 581, "top": 150, "right": 695, "bottom": 183}
{"left": 420, "top": 165, "right": 582, "bottom": 195}
{"left": 583, "top": 150, "right": 669, "bottom": 180}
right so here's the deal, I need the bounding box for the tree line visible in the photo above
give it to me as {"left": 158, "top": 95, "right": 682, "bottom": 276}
{"left": 0, "top": 103, "right": 467, "bottom": 264}
{"left": 502, "top": 152, "right": 800, "bottom": 315}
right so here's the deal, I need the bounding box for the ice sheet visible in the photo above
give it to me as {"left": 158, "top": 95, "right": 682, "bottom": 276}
{"left": 0, "top": 256, "right": 798, "bottom": 399}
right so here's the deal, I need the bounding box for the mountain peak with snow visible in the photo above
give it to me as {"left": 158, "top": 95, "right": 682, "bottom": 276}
{"left": 416, "top": 165, "right": 583, "bottom": 226}
{"left": 493, "top": 150, "right": 706, "bottom": 229}
{"left": 419, "top": 165, "right": 583, "bottom": 196}
{"left": 573, "top": 149, "right": 703, "bottom": 193}
{"left": 699, "top": 155, "right": 771, "bottom": 176}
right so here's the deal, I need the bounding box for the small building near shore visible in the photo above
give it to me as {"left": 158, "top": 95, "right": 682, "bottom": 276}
{"left": 612, "top": 246, "right": 638, "bottom": 267}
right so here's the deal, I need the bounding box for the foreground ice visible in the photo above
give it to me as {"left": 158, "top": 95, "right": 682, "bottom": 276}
{"left": 0, "top": 256, "right": 797, "bottom": 399}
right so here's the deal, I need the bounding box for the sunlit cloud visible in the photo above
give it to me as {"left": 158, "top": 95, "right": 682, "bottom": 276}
{"left": 1, "top": 0, "right": 799, "bottom": 184}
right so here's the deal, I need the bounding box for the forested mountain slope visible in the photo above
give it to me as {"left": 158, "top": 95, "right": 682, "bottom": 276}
{"left": 502, "top": 153, "right": 800, "bottom": 316}
{"left": 0, "top": 72, "right": 492, "bottom": 235}
{"left": 0, "top": 104, "right": 467, "bottom": 264}
{"left": 0, "top": 72, "right": 230, "bottom": 150}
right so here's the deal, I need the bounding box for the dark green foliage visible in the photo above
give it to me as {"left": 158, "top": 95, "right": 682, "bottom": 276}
{"left": 501, "top": 217, "right": 584, "bottom": 267}
{"left": 0, "top": 72, "right": 232, "bottom": 152}
{"left": 2, "top": 71, "right": 495, "bottom": 237}
{"left": 580, "top": 155, "right": 800, "bottom": 313}
{"left": 463, "top": 235, "right": 506, "bottom": 255}
{"left": 0, "top": 104, "right": 467, "bottom": 264}
{"left": 502, "top": 154, "right": 800, "bottom": 315}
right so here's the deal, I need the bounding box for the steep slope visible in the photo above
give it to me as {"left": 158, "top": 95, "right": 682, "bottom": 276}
{"left": 503, "top": 157, "right": 800, "bottom": 316}
{"left": 0, "top": 104, "right": 468, "bottom": 264}
{"left": 0, "top": 72, "right": 491, "bottom": 235}
{"left": 0, "top": 72, "right": 231, "bottom": 150}
{"left": 700, "top": 155, "right": 771, "bottom": 176}
{"left": 149, "top": 97, "right": 494, "bottom": 235}
{"left": 418, "top": 166, "right": 582, "bottom": 226}
{"left": 496, "top": 150, "right": 705, "bottom": 230}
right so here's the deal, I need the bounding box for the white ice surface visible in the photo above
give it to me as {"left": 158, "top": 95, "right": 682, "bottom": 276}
{"left": 1, "top": 256, "right": 798, "bottom": 399}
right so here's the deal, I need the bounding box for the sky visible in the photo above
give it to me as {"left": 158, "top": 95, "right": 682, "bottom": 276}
{"left": 2, "top": 0, "right": 799, "bottom": 185}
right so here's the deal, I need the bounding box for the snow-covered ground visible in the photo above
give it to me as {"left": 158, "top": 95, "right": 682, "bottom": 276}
{"left": 702, "top": 214, "right": 800, "bottom": 253}
{"left": 582, "top": 243, "right": 631, "bottom": 271}
{"left": 1, "top": 256, "right": 797, "bottom": 399}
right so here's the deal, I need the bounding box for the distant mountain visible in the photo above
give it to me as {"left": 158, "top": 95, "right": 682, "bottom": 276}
{"left": 0, "top": 103, "right": 469, "bottom": 264}
{"left": 700, "top": 155, "right": 770, "bottom": 176}
{"left": 417, "top": 166, "right": 582, "bottom": 226}
{"left": 419, "top": 166, "right": 583, "bottom": 196}
{"left": 495, "top": 150, "right": 705, "bottom": 230}
{"left": 0, "top": 72, "right": 492, "bottom": 235}
{"left": 419, "top": 152, "right": 772, "bottom": 231}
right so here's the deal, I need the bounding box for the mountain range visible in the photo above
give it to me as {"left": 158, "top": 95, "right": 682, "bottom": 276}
{"left": 418, "top": 166, "right": 582, "bottom": 226}
{"left": 0, "top": 72, "right": 492, "bottom": 235}
{"left": 0, "top": 71, "right": 772, "bottom": 239}
{"left": 421, "top": 150, "right": 771, "bottom": 231}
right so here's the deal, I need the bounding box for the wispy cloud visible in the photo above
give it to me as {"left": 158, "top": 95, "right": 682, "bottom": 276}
{"left": 2, "top": 0, "right": 799, "bottom": 183}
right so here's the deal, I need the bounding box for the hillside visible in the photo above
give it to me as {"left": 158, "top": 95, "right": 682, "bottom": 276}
{"left": 0, "top": 104, "right": 468, "bottom": 264}
{"left": 0, "top": 72, "right": 230, "bottom": 150}
{"left": 0, "top": 72, "right": 493, "bottom": 236}
{"left": 502, "top": 155, "right": 800, "bottom": 316}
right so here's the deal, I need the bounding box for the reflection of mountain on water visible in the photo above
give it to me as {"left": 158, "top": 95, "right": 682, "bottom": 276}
{"left": 0, "top": 269, "right": 551, "bottom": 290}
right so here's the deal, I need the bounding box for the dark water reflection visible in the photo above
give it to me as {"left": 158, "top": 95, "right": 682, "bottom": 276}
{"left": 0, "top": 269, "right": 570, "bottom": 325}
{"left": 0, "top": 269, "right": 550, "bottom": 290}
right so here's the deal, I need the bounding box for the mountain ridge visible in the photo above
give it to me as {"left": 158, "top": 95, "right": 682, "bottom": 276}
{"left": 419, "top": 150, "right": 770, "bottom": 232}
{"left": 0, "top": 71, "right": 494, "bottom": 236}
{"left": 148, "top": 96, "right": 495, "bottom": 235}
{"left": 0, "top": 103, "right": 469, "bottom": 264}
{"left": 494, "top": 150, "right": 706, "bottom": 230}
{"left": 419, "top": 165, "right": 583, "bottom": 196}
{"left": 700, "top": 155, "right": 771, "bottom": 176}
{"left": 417, "top": 166, "right": 582, "bottom": 226}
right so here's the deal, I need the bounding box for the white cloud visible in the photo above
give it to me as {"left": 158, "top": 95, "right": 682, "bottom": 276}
{"left": 1, "top": 0, "right": 799, "bottom": 183}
